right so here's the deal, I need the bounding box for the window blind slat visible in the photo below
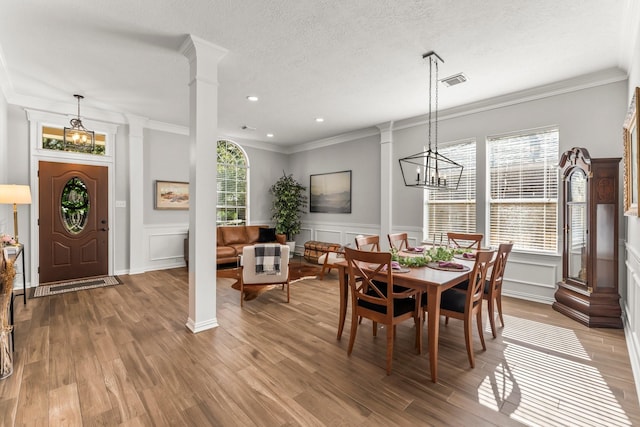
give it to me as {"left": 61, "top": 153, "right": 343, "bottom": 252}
{"left": 488, "top": 129, "right": 559, "bottom": 252}
{"left": 424, "top": 140, "right": 476, "bottom": 239}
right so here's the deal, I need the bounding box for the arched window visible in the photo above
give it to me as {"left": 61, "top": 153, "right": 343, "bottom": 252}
{"left": 217, "top": 140, "right": 248, "bottom": 225}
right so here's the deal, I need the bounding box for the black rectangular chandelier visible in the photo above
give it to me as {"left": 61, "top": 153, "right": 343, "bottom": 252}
{"left": 399, "top": 52, "right": 463, "bottom": 190}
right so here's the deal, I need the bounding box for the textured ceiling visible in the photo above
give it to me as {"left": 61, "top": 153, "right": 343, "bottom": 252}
{"left": 0, "top": 0, "right": 633, "bottom": 146}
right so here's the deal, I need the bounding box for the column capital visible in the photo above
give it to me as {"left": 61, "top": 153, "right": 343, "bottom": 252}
{"left": 376, "top": 121, "right": 394, "bottom": 145}
{"left": 126, "top": 114, "right": 148, "bottom": 138}
{"left": 180, "top": 35, "right": 228, "bottom": 85}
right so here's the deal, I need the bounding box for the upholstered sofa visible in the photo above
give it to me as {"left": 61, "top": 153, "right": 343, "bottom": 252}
{"left": 184, "top": 225, "right": 286, "bottom": 266}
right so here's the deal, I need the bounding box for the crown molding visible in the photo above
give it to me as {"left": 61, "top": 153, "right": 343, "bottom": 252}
{"left": 284, "top": 68, "right": 627, "bottom": 154}
{"left": 285, "top": 126, "right": 380, "bottom": 154}
{"left": 392, "top": 67, "right": 627, "bottom": 132}
{"left": 146, "top": 119, "right": 189, "bottom": 135}
{"left": 230, "top": 136, "right": 285, "bottom": 153}
{"left": 12, "top": 93, "right": 127, "bottom": 124}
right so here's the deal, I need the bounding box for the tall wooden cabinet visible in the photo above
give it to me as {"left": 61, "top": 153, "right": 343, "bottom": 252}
{"left": 553, "top": 147, "right": 622, "bottom": 328}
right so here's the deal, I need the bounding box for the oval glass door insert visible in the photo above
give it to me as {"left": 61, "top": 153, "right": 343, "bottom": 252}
{"left": 61, "top": 177, "right": 90, "bottom": 234}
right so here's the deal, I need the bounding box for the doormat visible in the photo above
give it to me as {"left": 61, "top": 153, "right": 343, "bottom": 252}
{"left": 33, "top": 276, "right": 123, "bottom": 297}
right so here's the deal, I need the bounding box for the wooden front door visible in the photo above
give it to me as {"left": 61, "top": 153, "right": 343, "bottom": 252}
{"left": 39, "top": 161, "right": 109, "bottom": 283}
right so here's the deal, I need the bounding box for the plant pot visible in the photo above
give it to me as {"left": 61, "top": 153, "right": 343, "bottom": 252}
{"left": 286, "top": 241, "right": 296, "bottom": 257}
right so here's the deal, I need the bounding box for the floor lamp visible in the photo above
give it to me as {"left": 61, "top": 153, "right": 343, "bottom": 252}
{"left": 0, "top": 185, "right": 32, "bottom": 245}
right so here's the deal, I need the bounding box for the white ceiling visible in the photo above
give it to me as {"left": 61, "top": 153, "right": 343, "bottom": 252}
{"left": 0, "top": 0, "right": 635, "bottom": 146}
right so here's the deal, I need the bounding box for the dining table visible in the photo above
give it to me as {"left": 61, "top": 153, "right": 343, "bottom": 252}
{"left": 335, "top": 251, "right": 478, "bottom": 383}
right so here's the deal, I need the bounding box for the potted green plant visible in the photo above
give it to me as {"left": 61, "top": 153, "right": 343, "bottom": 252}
{"left": 269, "top": 172, "right": 308, "bottom": 253}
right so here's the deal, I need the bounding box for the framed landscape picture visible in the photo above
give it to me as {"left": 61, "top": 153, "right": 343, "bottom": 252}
{"left": 155, "top": 180, "right": 189, "bottom": 210}
{"left": 624, "top": 87, "right": 639, "bottom": 216}
{"left": 310, "top": 170, "right": 351, "bottom": 213}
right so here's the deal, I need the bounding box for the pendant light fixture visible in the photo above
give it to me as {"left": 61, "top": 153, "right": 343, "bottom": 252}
{"left": 64, "top": 94, "right": 95, "bottom": 152}
{"left": 399, "top": 52, "right": 463, "bottom": 190}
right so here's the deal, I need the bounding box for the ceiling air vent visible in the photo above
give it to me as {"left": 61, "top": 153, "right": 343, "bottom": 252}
{"left": 440, "top": 73, "right": 468, "bottom": 87}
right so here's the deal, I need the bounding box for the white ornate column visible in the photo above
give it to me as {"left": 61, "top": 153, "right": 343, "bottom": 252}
{"left": 377, "top": 122, "right": 394, "bottom": 250}
{"left": 180, "top": 35, "right": 228, "bottom": 333}
{"left": 127, "top": 114, "right": 147, "bottom": 275}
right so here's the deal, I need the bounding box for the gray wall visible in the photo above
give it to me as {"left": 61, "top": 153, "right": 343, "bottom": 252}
{"left": 290, "top": 134, "right": 381, "bottom": 226}
{"left": 144, "top": 128, "right": 190, "bottom": 224}
{"left": 5, "top": 105, "right": 31, "bottom": 280}
{"left": 240, "top": 141, "right": 289, "bottom": 224}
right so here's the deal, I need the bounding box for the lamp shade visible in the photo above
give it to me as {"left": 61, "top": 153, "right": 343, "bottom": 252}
{"left": 0, "top": 185, "right": 32, "bottom": 205}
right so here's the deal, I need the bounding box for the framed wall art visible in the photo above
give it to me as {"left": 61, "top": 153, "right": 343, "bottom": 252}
{"left": 155, "top": 180, "right": 189, "bottom": 210}
{"left": 310, "top": 170, "right": 352, "bottom": 213}
{"left": 623, "top": 87, "right": 639, "bottom": 216}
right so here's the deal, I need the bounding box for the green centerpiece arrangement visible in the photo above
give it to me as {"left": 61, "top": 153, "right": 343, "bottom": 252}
{"left": 391, "top": 246, "right": 455, "bottom": 267}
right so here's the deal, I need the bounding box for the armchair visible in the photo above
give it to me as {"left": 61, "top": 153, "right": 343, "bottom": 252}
{"left": 239, "top": 244, "right": 290, "bottom": 307}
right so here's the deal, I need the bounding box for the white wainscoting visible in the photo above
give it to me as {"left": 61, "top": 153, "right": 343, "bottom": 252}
{"left": 138, "top": 220, "right": 560, "bottom": 304}
{"left": 501, "top": 254, "right": 559, "bottom": 304}
{"left": 141, "top": 223, "right": 189, "bottom": 272}
{"left": 624, "top": 242, "right": 640, "bottom": 400}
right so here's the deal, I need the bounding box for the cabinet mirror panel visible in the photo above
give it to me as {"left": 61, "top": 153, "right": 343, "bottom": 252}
{"left": 567, "top": 169, "right": 587, "bottom": 283}
{"left": 596, "top": 204, "right": 615, "bottom": 289}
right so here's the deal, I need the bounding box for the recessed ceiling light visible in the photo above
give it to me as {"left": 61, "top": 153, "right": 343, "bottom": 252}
{"left": 246, "top": 95, "right": 259, "bottom": 102}
{"left": 315, "top": 117, "right": 324, "bottom": 123}
{"left": 266, "top": 133, "right": 274, "bottom": 138}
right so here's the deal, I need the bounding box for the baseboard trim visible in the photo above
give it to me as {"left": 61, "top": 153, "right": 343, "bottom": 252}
{"left": 186, "top": 317, "right": 219, "bottom": 333}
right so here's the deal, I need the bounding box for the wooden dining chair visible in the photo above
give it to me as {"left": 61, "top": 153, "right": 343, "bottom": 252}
{"left": 447, "top": 232, "right": 483, "bottom": 250}
{"left": 451, "top": 242, "right": 514, "bottom": 338}
{"left": 387, "top": 233, "right": 410, "bottom": 251}
{"left": 355, "top": 235, "right": 380, "bottom": 251}
{"left": 424, "top": 250, "right": 493, "bottom": 368}
{"left": 484, "top": 242, "right": 513, "bottom": 337}
{"left": 344, "top": 247, "right": 422, "bottom": 375}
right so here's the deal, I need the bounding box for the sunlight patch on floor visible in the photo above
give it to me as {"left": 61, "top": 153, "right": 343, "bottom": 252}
{"left": 498, "top": 315, "right": 591, "bottom": 360}
{"left": 478, "top": 316, "right": 631, "bottom": 426}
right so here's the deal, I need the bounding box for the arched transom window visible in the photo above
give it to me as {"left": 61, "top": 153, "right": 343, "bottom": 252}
{"left": 217, "top": 140, "right": 248, "bottom": 225}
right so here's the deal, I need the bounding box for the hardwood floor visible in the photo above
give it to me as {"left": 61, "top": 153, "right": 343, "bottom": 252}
{"left": 2, "top": 267, "right": 639, "bottom": 426}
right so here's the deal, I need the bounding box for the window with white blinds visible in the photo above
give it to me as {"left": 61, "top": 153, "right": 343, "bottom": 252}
{"left": 424, "top": 139, "right": 476, "bottom": 241}
{"left": 488, "top": 128, "right": 559, "bottom": 253}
